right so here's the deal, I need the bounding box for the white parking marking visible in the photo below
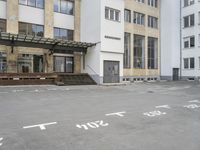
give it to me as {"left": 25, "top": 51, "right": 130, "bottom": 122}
{"left": 0, "top": 137, "right": 3, "bottom": 146}
{"left": 12, "top": 89, "right": 24, "bottom": 92}
{"left": 76, "top": 120, "right": 109, "bottom": 130}
{"left": 23, "top": 122, "right": 57, "bottom": 130}
{"left": 105, "top": 111, "right": 126, "bottom": 117}
{"left": 188, "top": 100, "right": 200, "bottom": 103}
{"left": 143, "top": 111, "right": 166, "bottom": 117}
{"left": 156, "top": 105, "right": 171, "bottom": 109}
{"left": 184, "top": 104, "right": 200, "bottom": 109}
{"left": 47, "top": 88, "right": 57, "bottom": 91}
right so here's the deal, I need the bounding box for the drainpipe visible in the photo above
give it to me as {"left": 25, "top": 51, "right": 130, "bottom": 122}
{"left": 180, "top": 0, "right": 182, "bottom": 80}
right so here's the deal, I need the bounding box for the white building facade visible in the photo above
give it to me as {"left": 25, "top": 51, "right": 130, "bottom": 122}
{"left": 181, "top": 0, "right": 200, "bottom": 80}
{"left": 81, "top": 0, "right": 124, "bottom": 84}
{"left": 161, "top": 0, "right": 200, "bottom": 81}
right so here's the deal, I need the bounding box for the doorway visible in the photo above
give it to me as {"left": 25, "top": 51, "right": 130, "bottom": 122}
{"left": 103, "top": 61, "right": 120, "bottom": 83}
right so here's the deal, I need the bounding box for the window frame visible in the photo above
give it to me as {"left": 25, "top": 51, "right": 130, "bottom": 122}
{"left": 18, "top": 0, "right": 44, "bottom": 9}
{"left": 54, "top": 0, "right": 74, "bottom": 16}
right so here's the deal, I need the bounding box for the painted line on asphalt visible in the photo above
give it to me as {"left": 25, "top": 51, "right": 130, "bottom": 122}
{"left": 188, "top": 100, "right": 200, "bottom": 103}
{"left": 23, "top": 122, "right": 57, "bottom": 130}
{"left": 184, "top": 104, "right": 200, "bottom": 109}
{"left": 105, "top": 111, "right": 126, "bottom": 117}
{"left": 0, "top": 137, "right": 3, "bottom": 146}
{"left": 143, "top": 111, "right": 167, "bottom": 117}
{"left": 155, "top": 105, "right": 171, "bottom": 109}
{"left": 76, "top": 120, "right": 109, "bottom": 130}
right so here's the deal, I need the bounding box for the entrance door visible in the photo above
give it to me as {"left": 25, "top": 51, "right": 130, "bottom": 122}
{"left": 173, "top": 68, "right": 179, "bottom": 81}
{"left": 103, "top": 61, "right": 120, "bottom": 83}
{"left": 33, "top": 55, "right": 43, "bottom": 73}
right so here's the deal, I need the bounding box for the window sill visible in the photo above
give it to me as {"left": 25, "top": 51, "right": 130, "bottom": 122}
{"left": 54, "top": 11, "right": 74, "bottom": 16}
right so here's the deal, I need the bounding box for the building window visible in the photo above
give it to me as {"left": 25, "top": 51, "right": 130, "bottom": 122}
{"left": 198, "top": 34, "right": 200, "bottom": 47}
{"left": 124, "top": 9, "right": 131, "bottom": 23}
{"left": 184, "top": 0, "right": 194, "bottom": 7}
{"left": 135, "top": 0, "right": 145, "bottom": 3}
{"left": 18, "top": 54, "right": 44, "bottom": 73}
{"left": 199, "top": 57, "right": 200, "bottom": 69}
{"left": 19, "top": 22, "right": 44, "bottom": 37}
{"left": 54, "top": 56, "right": 74, "bottom": 73}
{"left": 0, "top": 52, "right": 7, "bottom": 73}
{"left": 105, "top": 7, "right": 121, "bottom": 22}
{"left": 19, "top": 0, "right": 44, "bottom": 9}
{"left": 148, "top": 37, "right": 158, "bottom": 69}
{"left": 184, "top": 36, "right": 195, "bottom": 48}
{"left": 0, "top": 19, "right": 6, "bottom": 32}
{"left": 184, "top": 14, "right": 195, "bottom": 28}
{"left": 124, "top": 33, "right": 131, "bottom": 68}
{"left": 148, "top": 0, "right": 158, "bottom": 8}
{"left": 133, "top": 12, "right": 145, "bottom": 25}
{"left": 184, "top": 57, "right": 195, "bottom": 69}
{"left": 148, "top": 16, "right": 158, "bottom": 28}
{"left": 54, "top": 27, "right": 74, "bottom": 41}
{"left": 54, "top": 0, "right": 74, "bottom": 15}
{"left": 134, "top": 34, "right": 145, "bottom": 69}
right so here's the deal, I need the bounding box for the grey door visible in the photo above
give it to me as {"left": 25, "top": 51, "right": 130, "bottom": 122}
{"left": 103, "top": 61, "right": 120, "bottom": 83}
{"left": 173, "top": 68, "right": 179, "bottom": 81}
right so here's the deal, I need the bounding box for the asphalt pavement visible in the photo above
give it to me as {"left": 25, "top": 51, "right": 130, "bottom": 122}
{"left": 0, "top": 81, "right": 200, "bottom": 150}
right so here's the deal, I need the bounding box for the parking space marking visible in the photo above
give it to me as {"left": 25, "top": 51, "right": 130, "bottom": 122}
{"left": 184, "top": 104, "right": 200, "bottom": 109}
{"left": 76, "top": 120, "right": 109, "bottom": 130}
{"left": 12, "top": 89, "right": 24, "bottom": 93}
{"left": 188, "top": 100, "right": 200, "bottom": 103}
{"left": 23, "top": 122, "right": 57, "bottom": 130}
{"left": 143, "top": 111, "right": 166, "bottom": 117}
{"left": 105, "top": 111, "right": 126, "bottom": 117}
{"left": 0, "top": 137, "right": 3, "bottom": 146}
{"left": 156, "top": 105, "right": 171, "bottom": 109}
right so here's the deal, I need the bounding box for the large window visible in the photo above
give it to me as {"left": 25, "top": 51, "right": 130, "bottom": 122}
{"left": 19, "top": 22, "right": 44, "bottom": 37}
{"left": 18, "top": 54, "right": 44, "bottom": 73}
{"left": 124, "top": 9, "right": 131, "bottom": 23}
{"left": 148, "top": 0, "right": 158, "bottom": 8}
{"left": 133, "top": 12, "right": 145, "bottom": 25}
{"left": 0, "top": 52, "right": 7, "bottom": 73}
{"left": 0, "top": 19, "right": 6, "bottom": 32}
{"left": 184, "top": 36, "right": 195, "bottom": 48}
{"left": 184, "top": 58, "right": 195, "bottom": 69}
{"left": 19, "top": 0, "right": 44, "bottom": 9}
{"left": 54, "top": 27, "right": 74, "bottom": 41}
{"left": 54, "top": 0, "right": 74, "bottom": 15}
{"left": 148, "top": 16, "right": 158, "bottom": 28}
{"left": 136, "top": 0, "right": 145, "bottom": 3}
{"left": 184, "top": 0, "right": 194, "bottom": 7}
{"left": 124, "top": 33, "right": 131, "bottom": 68}
{"left": 148, "top": 37, "right": 158, "bottom": 69}
{"left": 184, "top": 14, "right": 195, "bottom": 28}
{"left": 134, "top": 35, "right": 145, "bottom": 69}
{"left": 54, "top": 56, "right": 74, "bottom": 73}
{"left": 105, "top": 7, "right": 121, "bottom": 22}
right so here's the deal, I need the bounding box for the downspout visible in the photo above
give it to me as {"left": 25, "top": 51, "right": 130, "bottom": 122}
{"left": 180, "top": 0, "right": 182, "bottom": 80}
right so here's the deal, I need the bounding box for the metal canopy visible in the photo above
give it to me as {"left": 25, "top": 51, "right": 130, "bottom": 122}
{"left": 0, "top": 32, "right": 96, "bottom": 53}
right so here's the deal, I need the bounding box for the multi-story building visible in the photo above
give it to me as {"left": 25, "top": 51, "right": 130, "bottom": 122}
{"left": 0, "top": 0, "right": 96, "bottom": 85}
{"left": 181, "top": 0, "right": 200, "bottom": 80}
{"left": 123, "top": 0, "right": 160, "bottom": 82}
{"left": 161, "top": 0, "right": 200, "bottom": 81}
{"left": 0, "top": 0, "right": 126, "bottom": 85}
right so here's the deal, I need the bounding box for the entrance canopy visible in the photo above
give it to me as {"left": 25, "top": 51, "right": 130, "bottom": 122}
{"left": 0, "top": 32, "right": 96, "bottom": 53}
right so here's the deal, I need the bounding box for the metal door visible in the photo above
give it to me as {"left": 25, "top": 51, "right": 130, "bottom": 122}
{"left": 173, "top": 68, "right": 179, "bottom": 81}
{"left": 103, "top": 61, "right": 120, "bottom": 83}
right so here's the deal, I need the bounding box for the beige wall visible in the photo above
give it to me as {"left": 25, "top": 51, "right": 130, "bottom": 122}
{"left": 6, "top": 0, "right": 19, "bottom": 34}
{"left": 124, "top": 0, "right": 160, "bottom": 77}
